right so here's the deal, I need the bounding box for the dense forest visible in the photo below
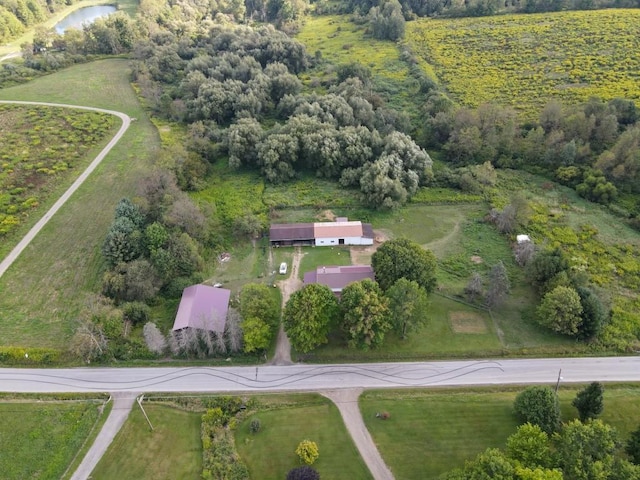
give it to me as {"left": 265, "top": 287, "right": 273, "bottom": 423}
{"left": 0, "top": 0, "right": 83, "bottom": 43}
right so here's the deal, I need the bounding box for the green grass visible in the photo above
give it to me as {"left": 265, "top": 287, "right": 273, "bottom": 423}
{"left": 236, "top": 395, "right": 372, "bottom": 480}
{"left": 0, "top": 400, "right": 106, "bottom": 480}
{"left": 298, "top": 246, "right": 352, "bottom": 280}
{"left": 91, "top": 404, "right": 202, "bottom": 480}
{"left": 360, "top": 385, "right": 640, "bottom": 479}
{"left": 307, "top": 294, "right": 504, "bottom": 361}
{"left": 0, "top": 59, "right": 159, "bottom": 348}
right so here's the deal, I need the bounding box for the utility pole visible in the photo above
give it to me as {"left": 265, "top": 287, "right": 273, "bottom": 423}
{"left": 554, "top": 368, "right": 563, "bottom": 394}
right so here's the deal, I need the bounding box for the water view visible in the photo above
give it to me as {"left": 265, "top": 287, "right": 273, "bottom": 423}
{"left": 54, "top": 5, "right": 117, "bottom": 34}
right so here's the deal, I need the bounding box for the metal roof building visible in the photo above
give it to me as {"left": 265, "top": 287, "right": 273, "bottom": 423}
{"left": 303, "top": 265, "right": 375, "bottom": 295}
{"left": 172, "top": 284, "right": 231, "bottom": 333}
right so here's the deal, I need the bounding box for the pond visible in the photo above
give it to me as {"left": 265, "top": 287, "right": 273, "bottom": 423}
{"left": 54, "top": 5, "right": 117, "bottom": 34}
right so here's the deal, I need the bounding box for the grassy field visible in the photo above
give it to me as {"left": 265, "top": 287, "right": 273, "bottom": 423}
{"left": 0, "top": 400, "right": 106, "bottom": 480}
{"left": 296, "top": 15, "right": 419, "bottom": 114}
{"left": 360, "top": 385, "right": 640, "bottom": 479}
{"left": 0, "top": 105, "right": 116, "bottom": 246}
{"left": 0, "top": 59, "right": 159, "bottom": 349}
{"left": 298, "top": 246, "right": 352, "bottom": 279}
{"left": 407, "top": 9, "right": 640, "bottom": 116}
{"left": 236, "top": 395, "right": 372, "bottom": 480}
{"left": 91, "top": 404, "right": 202, "bottom": 480}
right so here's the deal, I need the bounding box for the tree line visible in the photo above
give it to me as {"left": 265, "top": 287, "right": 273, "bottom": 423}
{"left": 0, "top": 0, "right": 82, "bottom": 43}
{"left": 443, "top": 383, "right": 640, "bottom": 479}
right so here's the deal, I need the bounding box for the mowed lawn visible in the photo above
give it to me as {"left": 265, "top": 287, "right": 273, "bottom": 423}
{"left": 360, "top": 385, "right": 640, "bottom": 480}
{"left": 91, "top": 404, "right": 202, "bottom": 480}
{"left": 0, "top": 59, "right": 159, "bottom": 348}
{"left": 236, "top": 397, "right": 372, "bottom": 480}
{"left": 0, "top": 401, "right": 104, "bottom": 480}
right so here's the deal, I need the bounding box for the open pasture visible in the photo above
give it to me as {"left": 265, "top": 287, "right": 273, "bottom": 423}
{"left": 407, "top": 9, "right": 640, "bottom": 116}
{"left": 360, "top": 385, "right": 640, "bottom": 479}
{"left": 0, "top": 104, "right": 115, "bottom": 245}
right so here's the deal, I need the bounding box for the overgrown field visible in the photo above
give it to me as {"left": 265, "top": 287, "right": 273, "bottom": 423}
{"left": 0, "top": 400, "right": 105, "bottom": 480}
{"left": 0, "top": 105, "right": 115, "bottom": 242}
{"left": 407, "top": 9, "right": 640, "bottom": 116}
{"left": 296, "top": 15, "right": 419, "bottom": 113}
{"left": 0, "top": 59, "right": 159, "bottom": 349}
{"left": 360, "top": 385, "right": 640, "bottom": 479}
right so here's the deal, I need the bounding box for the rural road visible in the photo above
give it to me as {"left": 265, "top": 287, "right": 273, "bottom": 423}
{"left": 2, "top": 356, "right": 639, "bottom": 393}
{"left": 0, "top": 101, "right": 131, "bottom": 280}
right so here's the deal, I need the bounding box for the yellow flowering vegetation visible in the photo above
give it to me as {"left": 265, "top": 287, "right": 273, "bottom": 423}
{"left": 406, "top": 9, "right": 640, "bottom": 116}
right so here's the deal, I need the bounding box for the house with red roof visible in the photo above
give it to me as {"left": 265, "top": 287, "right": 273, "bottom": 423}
{"left": 172, "top": 284, "right": 231, "bottom": 333}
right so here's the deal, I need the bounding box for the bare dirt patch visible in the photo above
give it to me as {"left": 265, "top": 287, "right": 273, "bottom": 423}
{"left": 449, "top": 311, "right": 488, "bottom": 334}
{"left": 470, "top": 255, "right": 483, "bottom": 264}
{"left": 350, "top": 229, "right": 391, "bottom": 265}
{"left": 316, "top": 209, "right": 337, "bottom": 221}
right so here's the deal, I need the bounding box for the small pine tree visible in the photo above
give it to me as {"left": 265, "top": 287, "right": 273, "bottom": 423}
{"left": 572, "top": 382, "right": 604, "bottom": 422}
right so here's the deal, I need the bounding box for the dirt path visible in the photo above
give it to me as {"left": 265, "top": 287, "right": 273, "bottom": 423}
{"left": 0, "top": 101, "right": 131, "bottom": 280}
{"left": 322, "top": 389, "right": 394, "bottom": 480}
{"left": 270, "top": 248, "right": 304, "bottom": 365}
{"left": 422, "top": 218, "right": 462, "bottom": 257}
{"left": 70, "top": 393, "right": 136, "bottom": 480}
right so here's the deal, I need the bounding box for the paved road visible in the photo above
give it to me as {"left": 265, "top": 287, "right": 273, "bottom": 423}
{"left": 0, "top": 101, "right": 131, "bottom": 280}
{"left": 2, "top": 356, "right": 639, "bottom": 393}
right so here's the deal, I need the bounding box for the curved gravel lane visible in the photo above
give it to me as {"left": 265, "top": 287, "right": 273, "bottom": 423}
{"left": 0, "top": 101, "right": 131, "bottom": 279}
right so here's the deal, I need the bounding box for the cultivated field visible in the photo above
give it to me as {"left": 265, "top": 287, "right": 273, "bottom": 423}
{"left": 0, "top": 59, "right": 159, "bottom": 349}
{"left": 360, "top": 385, "right": 640, "bottom": 479}
{"left": 407, "top": 9, "right": 640, "bottom": 116}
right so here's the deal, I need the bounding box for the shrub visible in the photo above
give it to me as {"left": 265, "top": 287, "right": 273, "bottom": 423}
{"left": 249, "top": 419, "right": 261, "bottom": 434}
{"left": 513, "top": 386, "right": 560, "bottom": 435}
{"left": 296, "top": 440, "right": 319, "bottom": 465}
{"left": 287, "top": 466, "right": 320, "bottom": 480}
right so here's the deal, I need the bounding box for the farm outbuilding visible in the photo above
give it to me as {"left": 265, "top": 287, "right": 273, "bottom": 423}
{"left": 270, "top": 219, "right": 374, "bottom": 247}
{"left": 303, "top": 265, "right": 375, "bottom": 296}
{"left": 172, "top": 284, "right": 231, "bottom": 333}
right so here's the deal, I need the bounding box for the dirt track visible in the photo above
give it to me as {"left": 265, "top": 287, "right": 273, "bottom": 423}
{"left": 270, "top": 247, "right": 303, "bottom": 365}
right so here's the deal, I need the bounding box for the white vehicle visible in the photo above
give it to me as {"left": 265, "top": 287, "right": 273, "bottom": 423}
{"left": 279, "top": 262, "right": 288, "bottom": 274}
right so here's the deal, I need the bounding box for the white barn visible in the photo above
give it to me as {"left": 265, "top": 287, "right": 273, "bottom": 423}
{"left": 313, "top": 221, "right": 374, "bottom": 246}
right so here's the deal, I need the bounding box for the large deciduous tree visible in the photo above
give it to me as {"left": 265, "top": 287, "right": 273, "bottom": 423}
{"left": 513, "top": 386, "right": 561, "bottom": 435}
{"left": 340, "top": 279, "right": 391, "bottom": 350}
{"left": 386, "top": 278, "right": 429, "bottom": 339}
{"left": 372, "top": 238, "right": 437, "bottom": 292}
{"left": 572, "top": 382, "right": 604, "bottom": 422}
{"left": 554, "top": 419, "right": 618, "bottom": 480}
{"left": 241, "top": 316, "right": 272, "bottom": 353}
{"left": 283, "top": 284, "right": 339, "bottom": 353}
{"left": 505, "top": 423, "right": 551, "bottom": 469}
{"left": 627, "top": 424, "right": 640, "bottom": 465}
{"left": 239, "top": 283, "right": 280, "bottom": 327}
{"left": 537, "top": 286, "right": 583, "bottom": 336}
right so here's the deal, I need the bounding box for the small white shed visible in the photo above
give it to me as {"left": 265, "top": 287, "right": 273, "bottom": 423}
{"left": 516, "top": 234, "right": 531, "bottom": 244}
